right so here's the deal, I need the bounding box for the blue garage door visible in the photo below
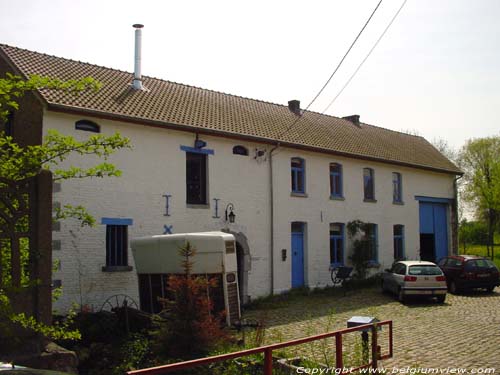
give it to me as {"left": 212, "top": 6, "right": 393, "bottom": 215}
{"left": 419, "top": 202, "right": 448, "bottom": 262}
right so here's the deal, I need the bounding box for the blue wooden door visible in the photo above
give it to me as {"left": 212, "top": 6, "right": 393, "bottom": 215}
{"left": 419, "top": 202, "right": 448, "bottom": 262}
{"left": 419, "top": 203, "right": 434, "bottom": 234}
{"left": 291, "top": 225, "right": 305, "bottom": 288}
{"left": 433, "top": 204, "right": 448, "bottom": 261}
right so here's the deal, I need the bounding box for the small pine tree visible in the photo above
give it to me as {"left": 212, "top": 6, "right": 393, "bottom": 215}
{"left": 154, "top": 241, "right": 228, "bottom": 358}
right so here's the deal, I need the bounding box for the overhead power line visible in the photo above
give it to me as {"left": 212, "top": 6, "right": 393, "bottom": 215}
{"left": 322, "top": 0, "right": 408, "bottom": 113}
{"left": 276, "top": 0, "right": 383, "bottom": 141}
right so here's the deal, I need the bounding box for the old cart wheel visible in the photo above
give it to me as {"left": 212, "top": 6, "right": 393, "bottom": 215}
{"left": 98, "top": 294, "right": 140, "bottom": 335}
{"left": 100, "top": 294, "right": 139, "bottom": 312}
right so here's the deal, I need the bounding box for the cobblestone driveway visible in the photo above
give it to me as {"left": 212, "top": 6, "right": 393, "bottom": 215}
{"left": 243, "top": 286, "right": 500, "bottom": 369}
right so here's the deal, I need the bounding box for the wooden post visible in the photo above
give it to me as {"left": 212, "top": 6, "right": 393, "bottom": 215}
{"left": 264, "top": 348, "right": 273, "bottom": 375}
{"left": 371, "top": 325, "right": 378, "bottom": 369}
{"left": 335, "top": 333, "right": 343, "bottom": 369}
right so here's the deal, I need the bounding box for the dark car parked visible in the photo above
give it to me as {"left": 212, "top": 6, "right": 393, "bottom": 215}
{"left": 437, "top": 255, "right": 500, "bottom": 294}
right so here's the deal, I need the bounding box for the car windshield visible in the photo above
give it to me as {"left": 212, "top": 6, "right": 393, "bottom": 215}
{"left": 408, "top": 265, "right": 442, "bottom": 275}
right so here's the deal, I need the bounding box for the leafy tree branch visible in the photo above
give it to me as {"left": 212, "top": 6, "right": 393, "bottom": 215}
{"left": 0, "top": 73, "right": 129, "bottom": 343}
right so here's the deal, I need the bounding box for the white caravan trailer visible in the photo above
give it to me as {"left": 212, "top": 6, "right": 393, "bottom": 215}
{"left": 130, "top": 231, "right": 240, "bottom": 326}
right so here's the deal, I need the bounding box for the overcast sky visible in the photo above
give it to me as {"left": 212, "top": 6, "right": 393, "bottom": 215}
{"left": 1, "top": 0, "right": 499, "bottom": 149}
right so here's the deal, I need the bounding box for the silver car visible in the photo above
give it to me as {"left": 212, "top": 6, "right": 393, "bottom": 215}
{"left": 381, "top": 260, "right": 447, "bottom": 303}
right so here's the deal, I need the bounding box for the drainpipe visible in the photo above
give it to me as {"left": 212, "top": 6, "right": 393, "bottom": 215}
{"left": 453, "top": 174, "right": 463, "bottom": 255}
{"left": 269, "top": 143, "right": 280, "bottom": 295}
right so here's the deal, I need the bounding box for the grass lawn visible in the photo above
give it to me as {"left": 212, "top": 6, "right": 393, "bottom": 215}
{"left": 459, "top": 235, "right": 500, "bottom": 269}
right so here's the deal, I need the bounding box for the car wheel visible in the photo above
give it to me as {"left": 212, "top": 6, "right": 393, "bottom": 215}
{"left": 449, "top": 281, "right": 459, "bottom": 294}
{"left": 436, "top": 294, "right": 446, "bottom": 304}
{"left": 485, "top": 286, "right": 495, "bottom": 293}
{"left": 398, "top": 288, "right": 406, "bottom": 303}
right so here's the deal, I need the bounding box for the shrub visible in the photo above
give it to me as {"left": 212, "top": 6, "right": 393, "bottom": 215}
{"left": 347, "top": 220, "right": 373, "bottom": 279}
{"left": 152, "top": 241, "right": 229, "bottom": 358}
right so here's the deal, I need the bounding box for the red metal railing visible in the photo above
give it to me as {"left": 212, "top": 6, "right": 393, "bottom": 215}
{"left": 128, "top": 320, "right": 393, "bottom": 375}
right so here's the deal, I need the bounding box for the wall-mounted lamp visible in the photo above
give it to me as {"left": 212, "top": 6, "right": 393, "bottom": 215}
{"left": 225, "top": 203, "right": 236, "bottom": 223}
{"left": 194, "top": 139, "right": 207, "bottom": 149}
{"left": 281, "top": 249, "right": 287, "bottom": 261}
{"left": 194, "top": 134, "right": 207, "bottom": 149}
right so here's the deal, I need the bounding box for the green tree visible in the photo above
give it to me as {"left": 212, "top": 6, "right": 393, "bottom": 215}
{"left": 0, "top": 73, "right": 131, "bottom": 342}
{"left": 459, "top": 137, "right": 500, "bottom": 259}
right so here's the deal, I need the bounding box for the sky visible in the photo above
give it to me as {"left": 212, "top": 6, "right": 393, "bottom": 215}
{"left": 1, "top": 0, "right": 499, "bottom": 150}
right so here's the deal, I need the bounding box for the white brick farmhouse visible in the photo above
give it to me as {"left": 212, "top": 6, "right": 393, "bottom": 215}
{"left": 0, "top": 43, "right": 462, "bottom": 312}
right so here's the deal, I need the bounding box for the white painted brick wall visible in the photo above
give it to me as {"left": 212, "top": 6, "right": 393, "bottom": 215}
{"left": 44, "top": 112, "right": 455, "bottom": 312}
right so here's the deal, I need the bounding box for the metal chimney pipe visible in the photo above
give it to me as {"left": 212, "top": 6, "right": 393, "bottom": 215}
{"left": 132, "top": 24, "right": 144, "bottom": 90}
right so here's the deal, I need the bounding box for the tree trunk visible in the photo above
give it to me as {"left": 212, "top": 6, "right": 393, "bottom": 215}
{"left": 488, "top": 209, "right": 495, "bottom": 261}
{"left": 491, "top": 210, "right": 498, "bottom": 262}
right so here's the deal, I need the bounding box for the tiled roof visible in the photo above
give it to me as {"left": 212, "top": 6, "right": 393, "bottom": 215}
{"left": 0, "top": 44, "right": 461, "bottom": 174}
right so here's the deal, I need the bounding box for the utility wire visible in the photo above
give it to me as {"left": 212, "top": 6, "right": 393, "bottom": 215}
{"left": 276, "top": 0, "right": 383, "bottom": 141}
{"left": 322, "top": 0, "right": 408, "bottom": 113}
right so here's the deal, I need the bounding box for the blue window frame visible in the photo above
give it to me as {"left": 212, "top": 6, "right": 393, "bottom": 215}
{"left": 329, "top": 223, "right": 344, "bottom": 266}
{"left": 363, "top": 168, "right": 375, "bottom": 200}
{"left": 365, "top": 223, "right": 378, "bottom": 263}
{"left": 393, "top": 172, "right": 402, "bottom": 203}
{"left": 393, "top": 224, "right": 405, "bottom": 260}
{"left": 291, "top": 157, "right": 305, "bottom": 194}
{"left": 330, "top": 163, "right": 343, "bottom": 198}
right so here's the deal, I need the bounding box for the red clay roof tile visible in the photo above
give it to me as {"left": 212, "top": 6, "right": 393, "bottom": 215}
{"left": 0, "top": 43, "right": 461, "bottom": 174}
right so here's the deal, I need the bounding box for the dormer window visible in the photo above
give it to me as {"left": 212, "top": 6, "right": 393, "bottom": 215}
{"left": 232, "top": 145, "right": 248, "bottom": 156}
{"left": 75, "top": 119, "right": 100, "bottom": 133}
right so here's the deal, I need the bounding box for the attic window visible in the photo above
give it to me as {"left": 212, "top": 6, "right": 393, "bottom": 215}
{"left": 232, "top": 145, "right": 248, "bottom": 156}
{"left": 75, "top": 119, "right": 100, "bottom": 133}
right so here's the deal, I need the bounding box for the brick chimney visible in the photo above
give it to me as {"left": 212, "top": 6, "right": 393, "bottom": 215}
{"left": 288, "top": 100, "right": 301, "bottom": 116}
{"left": 343, "top": 115, "right": 361, "bottom": 127}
